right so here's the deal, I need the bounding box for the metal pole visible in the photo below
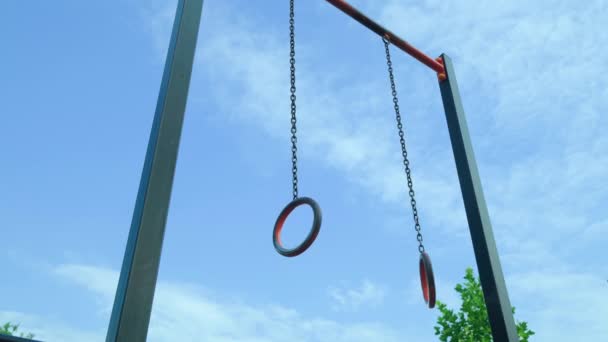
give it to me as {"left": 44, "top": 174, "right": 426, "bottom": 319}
{"left": 438, "top": 54, "right": 519, "bottom": 342}
{"left": 105, "top": 0, "right": 203, "bottom": 341}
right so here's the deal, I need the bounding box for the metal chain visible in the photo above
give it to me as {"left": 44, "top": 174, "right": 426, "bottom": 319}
{"left": 289, "top": 0, "right": 298, "bottom": 200}
{"left": 382, "top": 36, "right": 425, "bottom": 253}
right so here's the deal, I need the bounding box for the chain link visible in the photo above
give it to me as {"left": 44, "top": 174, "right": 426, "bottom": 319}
{"left": 289, "top": 0, "right": 298, "bottom": 200}
{"left": 383, "top": 37, "right": 425, "bottom": 253}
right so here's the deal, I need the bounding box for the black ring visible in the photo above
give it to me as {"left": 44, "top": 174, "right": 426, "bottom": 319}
{"left": 273, "top": 197, "right": 322, "bottom": 257}
{"left": 419, "top": 251, "right": 436, "bottom": 308}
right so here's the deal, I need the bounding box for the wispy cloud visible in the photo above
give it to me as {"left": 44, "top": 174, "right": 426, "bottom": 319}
{"left": 328, "top": 280, "right": 387, "bottom": 312}
{"left": 54, "top": 264, "right": 119, "bottom": 316}
{"left": 138, "top": 0, "right": 178, "bottom": 59}
{"left": 374, "top": 2, "right": 608, "bottom": 339}
{"left": 508, "top": 269, "right": 608, "bottom": 341}
{"left": 48, "top": 263, "right": 404, "bottom": 342}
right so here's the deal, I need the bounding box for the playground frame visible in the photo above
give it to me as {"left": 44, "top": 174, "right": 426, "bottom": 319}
{"left": 0, "top": 1, "right": 519, "bottom": 341}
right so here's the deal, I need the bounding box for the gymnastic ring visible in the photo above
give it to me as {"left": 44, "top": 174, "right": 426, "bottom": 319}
{"left": 419, "top": 251, "right": 436, "bottom": 308}
{"left": 273, "top": 197, "right": 322, "bottom": 257}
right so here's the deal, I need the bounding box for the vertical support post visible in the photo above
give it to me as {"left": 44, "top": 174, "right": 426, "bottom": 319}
{"left": 105, "top": 0, "right": 203, "bottom": 341}
{"left": 438, "top": 54, "right": 520, "bottom": 342}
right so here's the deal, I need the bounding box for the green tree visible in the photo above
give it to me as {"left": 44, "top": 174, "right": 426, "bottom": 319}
{"left": 0, "top": 322, "right": 35, "bottom": 339}
{"left": 434, "top": 268, "right": 534, "bottom": 341}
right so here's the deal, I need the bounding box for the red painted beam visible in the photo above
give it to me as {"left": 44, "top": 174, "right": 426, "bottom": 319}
{"left": 325, "top": 0, "right": 445, "bottom": 77}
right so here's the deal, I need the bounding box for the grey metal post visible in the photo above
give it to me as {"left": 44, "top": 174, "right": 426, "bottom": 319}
{"left": 105, "top": 0, "right": 203, "bottom": 341}
{"left": 438, "top": 54, "right": 519, "bottom": 342}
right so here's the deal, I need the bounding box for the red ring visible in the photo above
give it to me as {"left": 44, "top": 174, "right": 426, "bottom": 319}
{"left": 419, "top": 251, "right": 436, "bottom": 308}
{"left": 273, "top": 197, "right": 322, "bottom": 257}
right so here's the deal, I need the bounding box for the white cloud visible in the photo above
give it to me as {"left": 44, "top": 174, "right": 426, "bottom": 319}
{"left": 373, "top": 0, "right": 608, "bottom": 301}
{"left": 509, "top": 269, "right": 608, "bottom": 341}
{"left": 54, "top": 264, "right": 118, "bottom": 299}
{"left": 53, "top": 264, "right": 119, "bottom": 316}
{"left": 582, "top": 218, "right": 608, "bottom": 241}
{"left": 327, "top": 280, "right": 387, "bottom": 312}
{"left": 138, "top": 0, "right": 178, "bottom": 59}
{"left": 48, "top": 263, "right": 405, "bottom": 342}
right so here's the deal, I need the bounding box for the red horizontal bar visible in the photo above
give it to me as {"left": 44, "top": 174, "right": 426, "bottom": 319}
{"left": 325, "top": 0, "right": 445, "bottom": 75}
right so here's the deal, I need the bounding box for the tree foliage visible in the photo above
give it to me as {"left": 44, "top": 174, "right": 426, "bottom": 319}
{"left": 434, "top": 268, "right": 535, "bottom": 341}
{"left": 0, "top": 322, "right": 35, "bottom": 339}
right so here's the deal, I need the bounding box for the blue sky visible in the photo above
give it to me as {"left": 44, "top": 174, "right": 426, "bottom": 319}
{"left": 1, "top": 0, "right": 607, "bottom": 341}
